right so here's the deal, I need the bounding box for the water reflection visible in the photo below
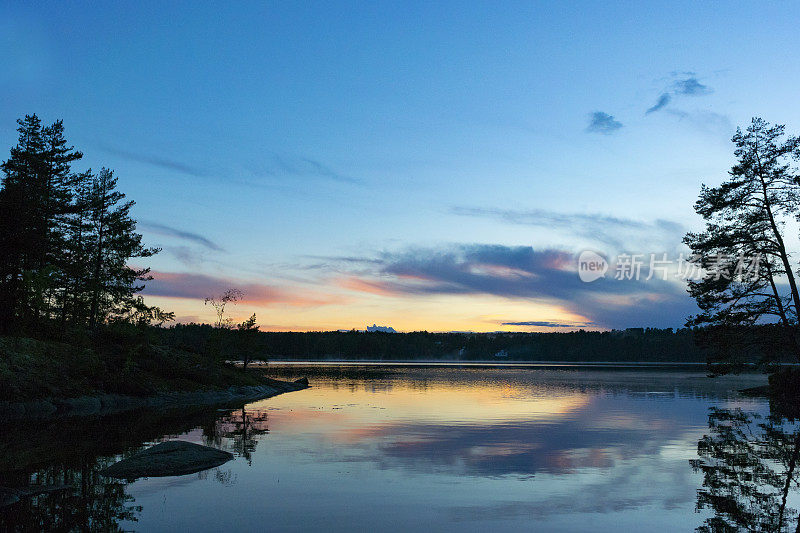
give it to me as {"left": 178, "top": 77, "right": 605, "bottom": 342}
{"left": 0, "top": 403, "right": 267, "bottom": 531}
{"left": 692, "top": 406, "right": 800, "bottom": 532}
{"left": 320, "top": 396, "right": 702, "bottom": 478}
{"left": 0, "top": 366, "right": 791, "bottom": 531}
{"left": 203, "top": 407, "right": 271, "bottom": 465}
{"left": 0, "top": 458, "right": 138, "bottom": 532}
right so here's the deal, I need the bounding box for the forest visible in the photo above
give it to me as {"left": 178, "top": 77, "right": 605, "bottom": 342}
{"left": 155, "top": 323, "right": 794, "bottom": 364}
{"left": 0, "top": 115, "right": 257, "bottom": 401}
{"left": 0, "top": 114, "right": 171, "bottom": 337}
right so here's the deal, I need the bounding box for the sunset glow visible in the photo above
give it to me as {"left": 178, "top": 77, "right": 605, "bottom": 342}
{"left": 4, "top": 2, "right": 800, "bottom": 332}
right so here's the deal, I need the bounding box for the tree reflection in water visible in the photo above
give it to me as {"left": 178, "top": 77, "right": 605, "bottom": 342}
{"left": 203, "top": 407, "right": 270, "bottom": 465}
{"left": 0, "top": 403, "right": 271, "bottom": 531}
{"left": 0, "top": 457, "right": 141, "bottom": 532}
{"left": 692, "top": 406, "right": 800, "bottom": 532}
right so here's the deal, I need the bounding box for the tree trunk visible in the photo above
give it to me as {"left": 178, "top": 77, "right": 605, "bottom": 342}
{"left": 89, "top": 211, "right": 105, "bottom": 330}
{"left": 778, "top": 431, "right": 800, "bottom": 531}
{"left": 758, "top": 171, "right": 800, "bottom": 362}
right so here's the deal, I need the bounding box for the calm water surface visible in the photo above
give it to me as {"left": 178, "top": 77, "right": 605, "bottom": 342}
{"left": 2, "top": 365, "right": 794, "bottom": 532}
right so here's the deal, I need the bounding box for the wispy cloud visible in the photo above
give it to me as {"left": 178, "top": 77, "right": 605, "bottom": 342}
{"left": 166, "top": 246, "right": 204, "bottom": 266}
{"left": 646, "top": 74, "right": 713, "bottom": 115}
{"left": 450, "top": 206, "right": 685, "bottom": 252}
{"left": 501, "top": 320, "right": 591, "bottom": 328}
{"left": 249, "top": 154, "right": 362, "bottom": 185}
{"left": 99, "top": 143, "right": 360, "bottom": 189}
{"left": 586, "top": 112, "right": 623, "bottom": 134}
{"left": 337, "top": 276, "right": 400, "bottom": 296}
{"left": 98, "top": 144, "right": 208, "bottom": 177}
{"left": 674, "top": 77, "right": 711, "bottom": 96}
{"left": 143, "top": 271, "right": 344, "bottom": 307}
{"left": 646, "top": 93, "right": 671, "bottom": 114}
{"left": 139, "top": 221, "right": 224, "bottom": 251}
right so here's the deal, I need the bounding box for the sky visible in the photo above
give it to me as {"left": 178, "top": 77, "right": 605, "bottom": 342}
{"left": 3, "top": 1, "right": 800, "bottom": 332}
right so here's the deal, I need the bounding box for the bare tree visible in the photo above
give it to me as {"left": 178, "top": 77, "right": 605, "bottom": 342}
{"left": 204, "top": 288, "right": 243, "bottom": 328}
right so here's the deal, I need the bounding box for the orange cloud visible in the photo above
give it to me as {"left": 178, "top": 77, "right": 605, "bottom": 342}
{"left": 337, "top": 276, "right": 400, "bottom": 296}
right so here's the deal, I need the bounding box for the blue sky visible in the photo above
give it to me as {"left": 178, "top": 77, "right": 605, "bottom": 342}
{"left": 3, "top": 1, "right": 800, "bottom": 331}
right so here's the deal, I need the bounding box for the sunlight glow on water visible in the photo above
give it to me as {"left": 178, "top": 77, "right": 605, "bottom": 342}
{"left": 113, "top": 366, "right": 767, "bottom": 532}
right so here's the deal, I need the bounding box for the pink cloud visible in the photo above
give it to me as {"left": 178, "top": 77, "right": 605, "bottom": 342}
{"left": 337, "top": 276, "right": 401, "bottom": 296}
{"left": 144, "top": 271, "right": 345, "bottom": 307}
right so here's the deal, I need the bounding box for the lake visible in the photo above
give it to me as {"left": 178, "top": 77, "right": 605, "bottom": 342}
{"left": 2, "top": 364, "right": 797, "bottom": 532}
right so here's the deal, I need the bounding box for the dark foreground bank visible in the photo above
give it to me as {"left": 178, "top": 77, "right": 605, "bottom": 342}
{"left": 0, "top": 336, "right": 309, "bottom": 420}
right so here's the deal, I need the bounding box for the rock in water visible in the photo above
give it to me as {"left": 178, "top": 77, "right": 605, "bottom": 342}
{"left": 294, "top": 377, "right": 309, "bottom": 387}
{"left": 101, "top": 441, "right": 234, "bottom": 479}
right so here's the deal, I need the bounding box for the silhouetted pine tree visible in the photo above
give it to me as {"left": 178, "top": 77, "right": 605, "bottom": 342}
{"left": 61, "top": 170, "right": 94, "bottom": 326}
{"left": 86, "top": 168, "right": 159, "bottom": 328}
{"left": 685, "top": 118, "right": 800, "bottom": 370}
{"left": 0, "top": 114, "right": 168, "bottom": 334}
{"left": 40, "top": 121, "right": 83, "bottom": 326}
{"left": 0, "top": 115, "right": 50, "bottom": 328}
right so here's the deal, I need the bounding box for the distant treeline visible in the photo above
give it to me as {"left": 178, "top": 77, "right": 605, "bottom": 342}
{"left": 153, "top": 324, "right": 799, "bottom": 364}
{"left": 152, "top": 325, "right": 710, "bottom": 362}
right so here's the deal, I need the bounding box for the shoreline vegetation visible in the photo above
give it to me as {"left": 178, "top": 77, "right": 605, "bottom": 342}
{"left": 0, "top": 335, "right": 308, "bottom": 420}
{"left": 0, "top": 115, "right": 308, "bottom": 416}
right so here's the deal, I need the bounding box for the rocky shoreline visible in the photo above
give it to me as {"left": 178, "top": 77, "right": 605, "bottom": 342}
{"left": 0, "top": 378, "right": 309, "bottom": 421}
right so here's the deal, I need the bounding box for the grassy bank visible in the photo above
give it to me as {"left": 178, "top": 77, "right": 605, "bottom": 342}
{"left": 0, "top": 335, "right": 275, "bottom": 402}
